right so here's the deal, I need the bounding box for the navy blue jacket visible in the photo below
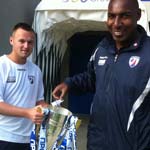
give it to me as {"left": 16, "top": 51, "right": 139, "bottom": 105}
{"left": 65, "top": 25, "right": 150, "bottom": 150}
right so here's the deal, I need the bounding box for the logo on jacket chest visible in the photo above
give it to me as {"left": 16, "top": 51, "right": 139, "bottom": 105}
{"left": 98, "top": 56, "right": 108, "bottom": 66}
{"left": 129, "top": 56, "right": 140, "bottom": 68}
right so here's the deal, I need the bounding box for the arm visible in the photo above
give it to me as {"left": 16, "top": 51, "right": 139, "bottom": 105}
{"left": 65, "top": 59, "right": 96, "bottom": 93}
{"left": 53, "top": 58, "right": 96, "bottom": 99}
{"left": 0, "top": 102, "right": 44, "bottom": 124}
{"left": 36, "top": 68, "right": 49, "bottom": 107}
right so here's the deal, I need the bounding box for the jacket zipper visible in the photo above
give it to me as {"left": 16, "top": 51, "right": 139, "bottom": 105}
{"left": 114, "top": 54, "right": 119, "bottom": 62}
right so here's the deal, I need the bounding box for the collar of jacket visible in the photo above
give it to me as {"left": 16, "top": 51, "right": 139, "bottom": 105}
{"left": 99, "top": 25, "right": 147, "bottom": 55}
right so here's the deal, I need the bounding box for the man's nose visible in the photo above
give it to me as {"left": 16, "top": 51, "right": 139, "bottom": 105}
{"left": 24, "top": 42, "right": 29, "bottom": 48}
{"left": 114, "top": 16, "right": 122, "bottom": 27}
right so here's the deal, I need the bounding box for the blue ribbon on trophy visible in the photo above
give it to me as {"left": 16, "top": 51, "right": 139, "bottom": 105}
{"left": 30, "top": 108, "right": 50, "bottom": 150}
{"left": 38, "top": 108, "right": 50, "bottom": 150}
{"left": 52, "top": 115, "right": 78, "bottom": 150}
{"left": 30, "top": 124, "right": 36, "bottom": 150}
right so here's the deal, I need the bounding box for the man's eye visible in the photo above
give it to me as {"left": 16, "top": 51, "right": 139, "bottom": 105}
{"left": 19, "top": 40, "right": 25, "bottom": 43}
{"left": 28, "top": 41, "right": 33, "bottom": 44}
{"left": 108, "top": 14, "right": 115, "bottom": 19}
{"left": 121, "top": 13, "right": 131, "bottom": 19}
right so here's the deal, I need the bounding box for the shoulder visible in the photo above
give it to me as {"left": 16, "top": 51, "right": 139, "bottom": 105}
{"left": 0, "top": 55, "right": 7, "bottom": 61}
{"left": 0, "top": 55, "right": 11, "bottom": 76}
{"left": 0, "top": 55, "right": 9, "bottom": 66}
{"left": 90, "top": 35, "right": 111, "bottom": 62}
{"left": 141, "top": 35, "right": 150, "bottom": 47}
{"left": 27, "top": 60, "right": 42, "bottom": 73}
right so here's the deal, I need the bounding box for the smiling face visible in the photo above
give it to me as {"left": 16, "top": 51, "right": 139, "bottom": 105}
{"left": 107, "top": 0, "right": 141, "bottom": 49}
{"left": 9, "top": 28, "right": 35, "bottom": 64}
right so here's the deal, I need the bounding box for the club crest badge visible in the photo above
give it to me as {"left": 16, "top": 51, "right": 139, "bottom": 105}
{"left": 28, "top": 75, "right": 35, "bottom": 84}
{"left": 129, "top": 56, "right": 140, "bottom": 68}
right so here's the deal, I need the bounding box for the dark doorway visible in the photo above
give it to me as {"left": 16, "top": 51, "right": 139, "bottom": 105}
{"left": 68, "top": 31, "right": 108, "bottom": 114}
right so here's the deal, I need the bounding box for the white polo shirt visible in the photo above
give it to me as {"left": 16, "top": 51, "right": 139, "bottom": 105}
{"left": 0, "top": 55, "right": 44, "bottom": 143}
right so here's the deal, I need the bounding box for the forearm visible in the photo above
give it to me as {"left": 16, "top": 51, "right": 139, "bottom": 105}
{"left": 65, "top": 72, "right": 95, "bottom": 94}
{"left": 0, "top": 101, "right": 29, "bottom": 118}
{"left": 64, "top": 61, "right": 96, "bottom": 94}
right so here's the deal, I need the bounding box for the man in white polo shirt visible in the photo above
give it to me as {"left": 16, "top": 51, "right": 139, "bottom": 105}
{"left": 0, "top": 22, "right": 48, "bottom": 150}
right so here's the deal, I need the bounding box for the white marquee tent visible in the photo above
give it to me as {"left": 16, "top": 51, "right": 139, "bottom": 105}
{"left": 32, "top": 0, "right": 150, "bottom": 103}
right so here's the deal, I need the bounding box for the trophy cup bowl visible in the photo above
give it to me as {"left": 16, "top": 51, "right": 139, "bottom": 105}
{"left": 46, "top": 105, "right": 72, "bottom": 149}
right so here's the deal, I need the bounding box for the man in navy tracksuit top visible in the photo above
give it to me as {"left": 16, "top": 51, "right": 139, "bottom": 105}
{"left": 52, "top": 0, "right": 150, "bottom": 149}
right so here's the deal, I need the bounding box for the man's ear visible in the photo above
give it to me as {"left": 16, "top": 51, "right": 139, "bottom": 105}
{"left": 9, "top": 36, "right": 13, "bottom": 45}
{"left": 137, "top": 8, "right": 141, "bottom": 21}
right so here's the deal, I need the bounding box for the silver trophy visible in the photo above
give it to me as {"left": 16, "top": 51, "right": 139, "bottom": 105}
{"left": 46, "top": 105, "right": 72, "bottom": 149}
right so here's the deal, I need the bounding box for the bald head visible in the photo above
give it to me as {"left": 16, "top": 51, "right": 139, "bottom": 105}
{"left": 108, "top": 0, "right": 141, "bottom": 21}
{"left": 108, "top": 0, "right": 139, "bottom": 11}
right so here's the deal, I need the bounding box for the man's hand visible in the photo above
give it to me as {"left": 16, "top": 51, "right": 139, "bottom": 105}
{"left": 52, "top": 82, "right": 69, "bottom": 99}
{"left": 26, "top": 105, "right": 43, "bottom": 124}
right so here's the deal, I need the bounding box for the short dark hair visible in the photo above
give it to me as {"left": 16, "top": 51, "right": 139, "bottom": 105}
{"left": 12, "top": 22, "right": 35, "bottom": 34}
